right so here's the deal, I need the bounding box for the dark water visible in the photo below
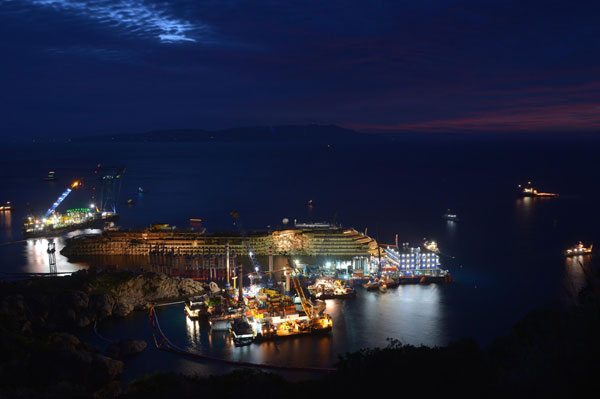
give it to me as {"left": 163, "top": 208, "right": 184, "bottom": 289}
{"left": 0, "top": 137, "right": 598, "bottom": 378}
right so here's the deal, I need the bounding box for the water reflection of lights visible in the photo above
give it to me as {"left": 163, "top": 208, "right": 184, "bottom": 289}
{"left": 185, "top": 316, "right": 202, "bottom": 347}
{"left": 563, "top": 255, "right": 590, "bottom": 301}
{"left": 388, "top": 285, "right": 443, "bottom": 346}
{"left": 446, "top": 220, "right": 457, "bottom": 235}
{"left": 24, "top": 237, "right": 86, "bottom": 274}
{"left": 0, "top": 211, "right": 12, "bottom": 232}
{"left": 516, "top": 197, "right": 533, "bottom": 213}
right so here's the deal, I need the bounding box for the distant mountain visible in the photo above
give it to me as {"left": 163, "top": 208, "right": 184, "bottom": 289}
{"left": 72, "top": 124, "right": 375, "bottom": 143}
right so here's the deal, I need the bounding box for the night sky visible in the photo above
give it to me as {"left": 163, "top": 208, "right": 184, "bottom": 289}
{"left": 1, "top": 0, "right": 599, "bottom": 138}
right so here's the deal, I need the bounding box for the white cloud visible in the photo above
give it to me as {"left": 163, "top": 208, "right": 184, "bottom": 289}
{"left": 24, "top": 0, "right": 203, "bottom": 43}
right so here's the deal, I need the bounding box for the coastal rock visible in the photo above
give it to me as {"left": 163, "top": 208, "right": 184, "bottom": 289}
{"left": 65, "top": 308, "right": 77, "bottom": 323}
{"left": 89, "top": 293, "right": 115, "bottom": 318}
{"left": 112, "top": 302, "right": 134, "bottom": 317}
{"left": 11, "top": 294, "right": 25, "bottom": 313}
{"left": 105, "top": 339, "right": 147, "bottom": 359}
{"left": 0, "top": 299, "right": 9, "bottom": 316}
{"left": 108, "top": 272, "right": 205, "bottom": 309}
{"left": 91, "top": 354, "right": 124, "bottom": 382}
{"left": 60, "top": 347, "right": 94, "bottom": 367}
{"left": 76, "top": 314, "right": 92, "bottom": 328}
{"left": 48, "top": 332, "right": 81, "bottom": 351}
{"left": 66, "top": 290, "right": 89, "bottom": 309}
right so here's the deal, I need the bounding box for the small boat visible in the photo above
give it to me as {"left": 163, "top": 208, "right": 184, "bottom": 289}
{"left": 307, "top": 199, "right": 314, "bottom": 206}
{"left": 423, "top": 240, "right": 440, "bottom": 253}
{"left": 308, "top": 279, "right": 356, "bottom": 299}
{"left": 230, "top": 317, "right": 256, "bottom": 346}
{"left": 126, "top": 199, "right": 135, "bottom": 206}
{"left": 184, "top": 296, "right": 208, "bottom": 319}
{"left": 363, "top": 281, "right": 379, "bottom": 291}
{"left": 138, "top": 187, "right": 146, "bottom": 193}
{"left": 565, "top": 242, "right": 593, "bottom": 257}
{"left": 43, "top": 171, "right": 57, "bottom": 181}
{"left": 0, "top": 201, "right": 14, "bottom": 211}
{"left": 383, "top": 278, "right": 399, "bottom": 288}
{"left": 442, "top": 209, "right": 460, "bottom": 222}
{"left": 363, "top": 280, "right": 380, "bottom": 291}
{"left": 378, "top": 283, "right": 388, "bottom": 293}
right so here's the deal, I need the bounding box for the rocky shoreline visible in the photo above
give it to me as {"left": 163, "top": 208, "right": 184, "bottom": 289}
{"left": 0, "top": 270, "right": 205, "bottom": 397}
{"left": 1, "top": 268, "right": 599, "bottom": 398}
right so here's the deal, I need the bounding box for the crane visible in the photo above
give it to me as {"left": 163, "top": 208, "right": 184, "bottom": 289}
{"left": 44, "top": 180, "right": 81, "bottom": 218}
{"left": 229, "top": 211, "right": 262, "bottom": 272}
{"left": 283, "top": 253, "right": 327, "bottom": 320}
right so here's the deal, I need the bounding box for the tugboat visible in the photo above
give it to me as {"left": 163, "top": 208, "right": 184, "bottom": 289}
{"left": 424, "top": 240, "right": 440, "bottom": 253}
{"left": 43, "top": 171, "right": 57, "bottom": 181}
{"left": 442, "top": 209, "right": 460, "bottom": 222}
{"left": 565, "top": 242, "right": 593, "bottom": 257}
{"left": 518, "top": 182, "right": 559, "bottom": 198}
{"left": 0, "top": 201, "right": 13, "bottom": 211}
{"left": 381, "top": 276, "right": 399, "bottom": 288}
{"left": 363, "top": 280, "right": 380, "bottom": 291}
{"left": 229, "top": 317, "right": 255, "bottom": 346}
{"left": 308, "top": 279, "right": 356, "bottom": 299}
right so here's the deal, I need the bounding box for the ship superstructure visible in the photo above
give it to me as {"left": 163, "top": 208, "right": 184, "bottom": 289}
{"left": 518, "top": 182, "right": 559, "bottom": 198}
{"left": 565, "top": 242, "right": 593, "bottom": 257}
{"left": 381, "top": 242, "right": 449, "bottom": 278}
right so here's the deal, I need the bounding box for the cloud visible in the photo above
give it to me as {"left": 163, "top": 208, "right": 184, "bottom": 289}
{"left": 351, "top": 102, "right": 600, "bottom": 133}
{"left": 18, "top": 0, "right": 205, "bottom": 43}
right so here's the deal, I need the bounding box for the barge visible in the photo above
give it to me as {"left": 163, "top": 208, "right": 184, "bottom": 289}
{"left": 23, "top": 177, "right": 121, "bottom": 239}
{"left": 230, "top": 317, "right": 256, "bottom": 346}
{"left": 23, "top": 212, "right": 119, "bottom": 239}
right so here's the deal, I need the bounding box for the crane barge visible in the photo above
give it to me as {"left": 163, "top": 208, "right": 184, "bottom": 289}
{"left": 22, "top": 179, "right": 119, "bottom": 238}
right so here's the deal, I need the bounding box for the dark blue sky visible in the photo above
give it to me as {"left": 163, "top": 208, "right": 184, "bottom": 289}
{"left": 1, "top": 0, "right": 599, "bottom": 138}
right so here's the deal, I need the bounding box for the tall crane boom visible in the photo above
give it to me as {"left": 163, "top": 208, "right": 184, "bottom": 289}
{"left": 230, "top": 211, "right": 261, "bottom": 272}
{"left": 284, "top": 254, "right": 319, "bottom": 318}
{"left": 44, "top": 180, "right": 81, "bottom": 217}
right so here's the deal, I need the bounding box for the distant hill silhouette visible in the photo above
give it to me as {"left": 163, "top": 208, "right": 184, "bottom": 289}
{"left": 73, "top": 124, "right": 374, "bottom": 143}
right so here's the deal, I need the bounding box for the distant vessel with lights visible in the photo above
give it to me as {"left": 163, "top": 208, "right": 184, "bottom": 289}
{"left": 518, "top": 182, "right": 559, "bottom": 198}
{"left": 0, "top": 201, "right": 14, "bottom": 211}
{"left": 22, "top": 208, "right": 118, "bottom": 239}
{"left": 565, "top": 242, "right": 593, "bottom": 257}
{"left": 43, "top": 171, "right": 57, "bottom": 181}
{"left": 442, "top": 209, "right": 460, "bottom": 222}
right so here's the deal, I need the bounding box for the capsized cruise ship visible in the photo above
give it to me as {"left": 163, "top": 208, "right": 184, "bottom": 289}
{"left": 61, "top": 222, "right": 380, "bottom": 258}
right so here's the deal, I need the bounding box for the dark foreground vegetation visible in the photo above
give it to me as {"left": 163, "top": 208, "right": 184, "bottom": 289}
{"left": 1, "top": 269, "right": 599, "bottom": 398}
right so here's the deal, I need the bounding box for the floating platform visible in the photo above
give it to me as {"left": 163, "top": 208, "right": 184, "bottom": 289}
{"left": 23, "top": 214, "right": 119, "bottom": 239}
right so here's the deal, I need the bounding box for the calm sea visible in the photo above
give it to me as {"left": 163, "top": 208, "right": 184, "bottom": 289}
{"left": 0, "top": 136, "right": 598, "bottom": 379}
